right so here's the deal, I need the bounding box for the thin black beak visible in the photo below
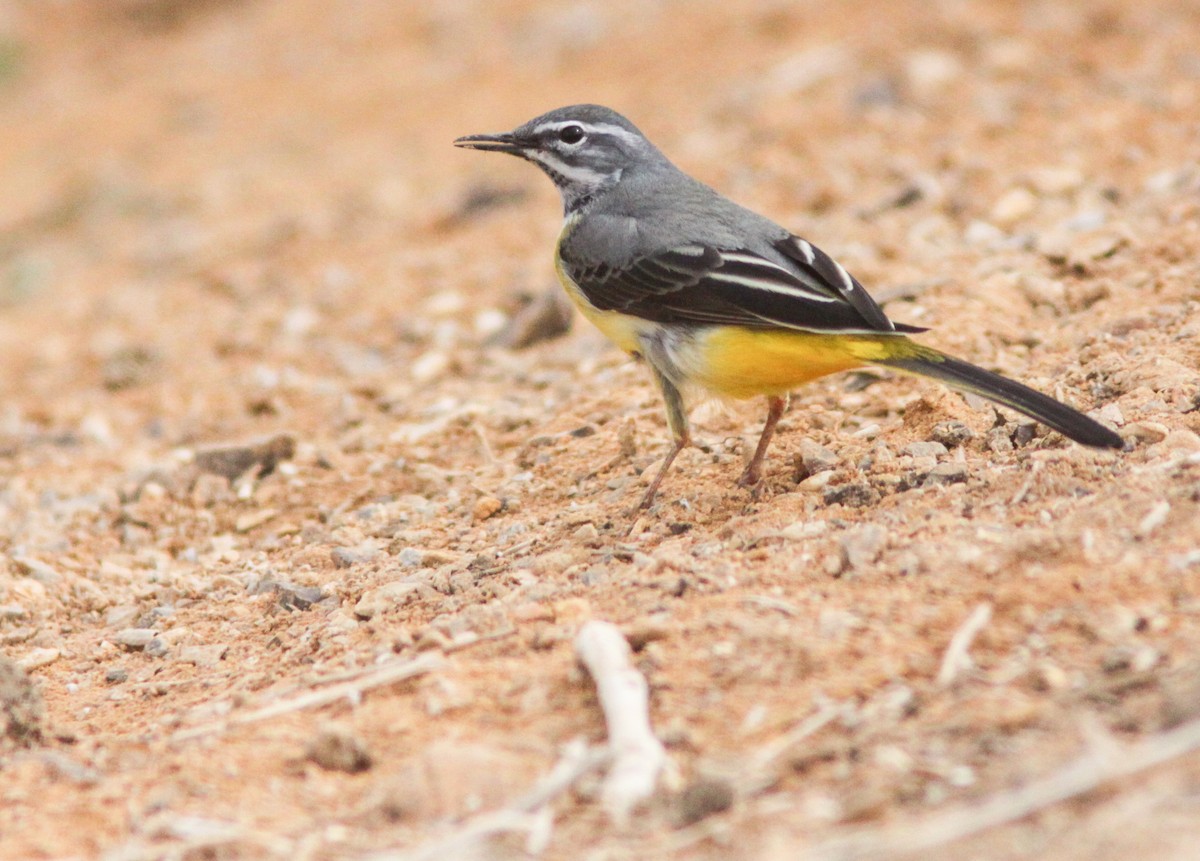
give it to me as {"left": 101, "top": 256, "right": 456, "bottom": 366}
{"left": 453, "top": 132, "right": 525, "bottom": 154}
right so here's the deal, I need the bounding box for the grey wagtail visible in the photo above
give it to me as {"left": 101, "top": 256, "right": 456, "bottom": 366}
{"left": 455, "top": 105, "right": 1123, "bottom": 509}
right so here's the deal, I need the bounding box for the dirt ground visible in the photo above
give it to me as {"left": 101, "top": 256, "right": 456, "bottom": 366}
{"left": 2, "top": 1, "right": 1200, "bottom": 858}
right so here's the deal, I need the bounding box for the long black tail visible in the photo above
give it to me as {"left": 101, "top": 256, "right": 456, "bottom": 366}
{"left": 877, "top": 350, "right": 1123, "bottom": 449}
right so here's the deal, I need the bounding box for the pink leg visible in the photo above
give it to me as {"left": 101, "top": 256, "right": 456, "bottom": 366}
{"left": 737, "top": 395, "right": 788, "bottom": 488}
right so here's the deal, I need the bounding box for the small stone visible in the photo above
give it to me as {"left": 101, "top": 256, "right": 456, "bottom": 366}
{"left": 823, "top": 482, "right": 879, "bottom": 508}
{"left": 930, "top": 421, "right": 974, "bottom": 447}
{"left": 144, "top": 638, "right": 170, "bottom": 658}
{"left": 473, "top": 496, "right": 503, "bottom": 521}
{"left": 512, "top": 603, "right": 555, "bottom": 624}
{"left": 618, "top": 419, "right": 638, "bottom": 458}
{"left": 990, "top": 187, "right": 1038, "bottom": 227}
{"left": 397, "top": 547, "right": 424, "bottom": 567}
{"left": 248, "top": 579, "right": 324, "bottom": 611}
{"left": 331, "top": 544, "right": 380, "bottom": 569}
{"left": 903, "top": 441, "right": 948, "bottom": 458}
{"left": 1121, "top": 422, "right": 1168, "bottom": 444}
{"left": 840, "top": 524, "right": 888, "bottom": 570}
{"left": 415, "top": 628, "right": 451, "bottom": 652}
{"left": 176, "top": 644, "right": 229, "bottom": 668}
{"left": 235, "top": 509, "right": 277, "bottom": 533}
{"left": 16, "top": 648, "right": 60, "bottom": 671}
{"left": 307, "top": 723, "right": 373, "bottom": 773}
{"left": 1101, "top": 645, "right": 1136, "bottom": 673}
{"left": 12, "top": 557, "right": 63, "bottom": 587}
{"left": 115, "top": 628, "right": 157, "bottom": 650}
{"left": 1032, "top": 662, "right": 1069, "bottom": 691}
{"left": 923, "top": 462, "right": 968, "bottom": 486}
{"left": 410, "top": 350, "right": 450, "bottom": 383}
{"left": 1163, "top": 429, "right": 1200, "bottom": 452}
{"left": 194, "top": 435, "right": 295, "bottom": 480}
{"left": 105, "top": 667, "right": 128, "bottom": 684}
{"left": 1029, "top": 166, "right": 1084, "bottom": 195}
{"left": 796, "top": 439, "right": 840, "bottom": 477}
{"left": 354, "top": 581, "right": 427, "bottom": 620}
{"left": 986, "top": 428, "right": 1014, "bottom": 453}
{"left": 797, "top": 471, "right": 835, "bottom": 491}
{"left": 572, "top": 522, "right": 600, "bottom": 542}
{"left": 324, "top": 609, "right": 360, "bottom": 634}
{"left": 624, "top": 617, "right": 671, "bottom": 651}
{"left": 673, "top": 777, "right": 735, "bottom": 828}
{"left": 905, "top": 49, "right": 962, "bottom": 94}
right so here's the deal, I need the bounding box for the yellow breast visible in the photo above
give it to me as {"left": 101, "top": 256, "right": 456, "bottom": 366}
{"left": 554, "top": 220, "right": 652, "bottom": 356}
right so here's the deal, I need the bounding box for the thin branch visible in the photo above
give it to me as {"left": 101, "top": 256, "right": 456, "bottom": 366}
{"left": 936, "top": 603, "right": 992, "bottom": 687}
{"left": 170, "top": 653, "right": 442, "bottom": 743}
{"left": 575, "top": 620, "right": 667, "bottom": 825}
{"left": 807, "top": 714, "right": 1200, "bottom": 861}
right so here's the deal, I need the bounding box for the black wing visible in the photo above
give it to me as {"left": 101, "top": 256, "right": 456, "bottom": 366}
{"left": 563, "top": 236, "right": 922, "bottom": 334}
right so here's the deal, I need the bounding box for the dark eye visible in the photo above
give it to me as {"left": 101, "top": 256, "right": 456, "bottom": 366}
{"left": 558, "top": 125, "right": 585, "bottom": 145}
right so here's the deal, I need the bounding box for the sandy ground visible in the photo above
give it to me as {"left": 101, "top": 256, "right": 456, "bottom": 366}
{"left": 2, "top": 1, "right": 1200, "bottom": 858}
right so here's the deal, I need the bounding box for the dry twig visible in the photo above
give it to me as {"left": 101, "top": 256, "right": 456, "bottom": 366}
{"left": 936, "top": 603, "right": 993, "bottom": 687}
{"left": 576, "top": 620, "right": 667, "bottom": 824}
{"left": 170, "top": 654, "right": 442, "bottom": 743}
{"left": 807, "top": 714, "right": 1200, "bottom": 860}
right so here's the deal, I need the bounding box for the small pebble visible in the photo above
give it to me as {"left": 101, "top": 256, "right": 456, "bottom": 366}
{"left": 248, "top": 579, "right": 324, "bottom": 611}
{"left": 930, "top": 421, "right": 974, "bottom": 447}
{"left": 990, "top": 187, "right": 1037, "bottom": 227}
{"left": 840, "top": 524, "right": 888, "bottom": 570}
{"left": 307, "top": 723, "right": 373, "bottom": 773}
{"left": 331, "top": 544, "right": 380, "bottom": 569}
{"left": 194, "top": 435, "right": 295, "bottom": 480}
{"left": 1121, "top": 422, "right": 1168, "bottom": 444}
{"left": 624, "top": 617, "right": 671, "bottom": 651}
{"left": 235, "top": 509, "right": 277, "bottom": 533}
{"left": 796, "top": 439, "right": 840, "bottom": 477}
{"left": 473, "top": 496, "right": 504, "bottom": 521}
{"left": 115, "top": 628, "right": 157, "bottom": 650}
{"left": 572, "top": 522, "right": 600, "bottom": 542}
{"left": 673, "top": 777, "right": 735, "bottom": 828}
{"left": 823, "top": 482, "right": 879, "bottom": 507}
{"left": 903, "top": 441, "right": 948, "bottom": 458}
{"left": 105, "top": 668, "right": 128, "bottom": 684}
{"left": 924, "top": 462, "right": 968, "bottom": 486}
{"left": 397, "top": 547, "right": 424, "bottom": 567}
{"left": 354, "top": 581, "right": 427, "bottom": 620}
{"left": 12, "top": 557, "right": 63, "bottom": 587}
{"left": 985, "top": 428, "right": 1014, "bottom": 453}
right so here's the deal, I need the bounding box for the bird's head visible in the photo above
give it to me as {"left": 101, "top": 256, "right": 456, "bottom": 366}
{"left": 455, "top": 104, "right": 659, "bottom": 212}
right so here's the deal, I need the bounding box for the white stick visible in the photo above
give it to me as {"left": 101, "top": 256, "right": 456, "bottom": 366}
{"left": 936, "top": 603, "right": 992, "bottom": 686}
{"left": 809, "top": 714, "right": 1200, "bottom": 861}
{"left": 575, "top": 620, "right": 667, "bottom": 825}
{"left": 170, "top": 654, "right": 442, "bottom": 743}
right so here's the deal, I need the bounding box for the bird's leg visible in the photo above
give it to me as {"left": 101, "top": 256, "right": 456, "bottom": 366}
{"left": 638, "top": 369, "right": 690, "bottom": 510}
{"left": 737, "top": 394, "right": 788, "bottom": 489}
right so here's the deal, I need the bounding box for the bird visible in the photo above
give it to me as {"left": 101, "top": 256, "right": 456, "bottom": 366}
{"left": 454, "top": 105, "right": 1123, "bottom": 509}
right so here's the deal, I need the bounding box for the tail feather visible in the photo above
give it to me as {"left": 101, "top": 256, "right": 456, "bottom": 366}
{"left": 876, "top": 349, "right": 1123, "bottom": 449}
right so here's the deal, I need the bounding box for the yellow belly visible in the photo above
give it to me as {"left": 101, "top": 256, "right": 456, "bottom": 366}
{"left": 682, "top": 328, "right": 869, "bottom": 398}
